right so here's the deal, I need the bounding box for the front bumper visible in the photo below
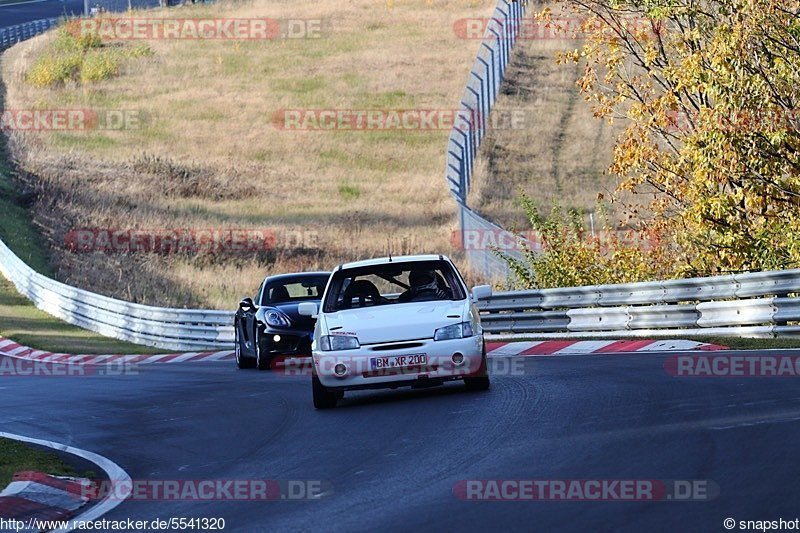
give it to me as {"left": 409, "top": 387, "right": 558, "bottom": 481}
{"left": 313, "top": 336, "right": 484, "bottom": 390}
{"left": 259, "top": 329, "right": 313, "bottom": 357}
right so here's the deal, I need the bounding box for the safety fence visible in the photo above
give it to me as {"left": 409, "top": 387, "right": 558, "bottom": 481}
{"left": 445, "top": 0, "right": 532, "bottom": 279}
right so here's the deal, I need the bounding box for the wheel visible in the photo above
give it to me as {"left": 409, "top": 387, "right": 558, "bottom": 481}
{"left": 464, "top": 345, "right": 490, "bottom": 391}
{"left": 235, "top": 320, "right": 255, "bottom": 369}
{"left": 255, "top": 327, "right": 271, "bottom": 371}
{"left": 312, "top": 374, "right": 338, "bottom": 409}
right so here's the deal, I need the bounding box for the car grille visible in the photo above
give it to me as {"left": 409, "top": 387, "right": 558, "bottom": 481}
{"left": 369, "top": 342, "right": 425, "bottom": 351}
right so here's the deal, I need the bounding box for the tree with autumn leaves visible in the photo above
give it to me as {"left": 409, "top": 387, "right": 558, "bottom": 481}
{"left": 501, "top": 0, "right": 800, "bottom": 287}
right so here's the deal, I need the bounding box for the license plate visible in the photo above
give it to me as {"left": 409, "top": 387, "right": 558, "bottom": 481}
{"left": 370, "top": 354, "right": 428, "bottom": 370}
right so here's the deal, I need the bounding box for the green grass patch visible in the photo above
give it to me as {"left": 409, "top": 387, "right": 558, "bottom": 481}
{"left": 272, "top": 76, "right": 327, "bottom": 95}
{"left": 0, "top": 438, "right": 79, "bottom": 488}
{"left": 0, "top": 161, "right": 50, "bottom": 275}
{"left": 355, "top": 90, "right": 413, "bottom": 109}
{"left": 696, "top": 336, "right": 800, "bottom": 350}
{"left": 360, "top": 129, "right": 440, "bottom": 147}
{"left": 321, "top": 146, "right": 406, "bottom": 173}
{"left": 337, "top": 183, "right": 361, "bottom": 200}
{"left": 51, "top": 132, "right": 119, "bottom": 150}
{"left": 0, "top": 278, "right": 165, "bottom": 354}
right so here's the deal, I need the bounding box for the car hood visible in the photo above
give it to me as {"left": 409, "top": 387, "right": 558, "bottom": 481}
{"left": 322, "top": 300, "right": 467, "bottom": 344}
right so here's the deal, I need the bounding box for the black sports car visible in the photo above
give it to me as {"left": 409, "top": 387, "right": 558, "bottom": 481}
{"left": 234, "top": 272, "right": 330, "bottom": 370}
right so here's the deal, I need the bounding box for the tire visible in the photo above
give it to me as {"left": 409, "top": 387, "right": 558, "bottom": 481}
{"left": 235, "top": 321, "right": 255, "bottom": 369}
{"left": 312, "top": 374, "right": 338, "bottom": 409}
{"left": 255, "top": 328, "right": 271, "bottom": 371}
{"left": 464, "top": 345, "right": 490, "bottom": 391}
{"left": 464, "top": 375, "right": 490, "bottom": 391}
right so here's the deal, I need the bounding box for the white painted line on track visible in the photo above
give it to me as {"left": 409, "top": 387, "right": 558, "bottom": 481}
{"left": 0, "top": 0, "right": 49, "bottom": 7}
{"left": 0, "top": 431, "right": 132, "bottom": 532}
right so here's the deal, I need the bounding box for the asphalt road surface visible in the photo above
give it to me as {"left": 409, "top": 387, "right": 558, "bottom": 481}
{"left": 3, "top": 351, "right": 799, "bottom": 532}
{"left": 0, "top": 0, "right": 158, "bottom": 29}
{"left": 1, "top": 0, "right": 82, "bottom": 28}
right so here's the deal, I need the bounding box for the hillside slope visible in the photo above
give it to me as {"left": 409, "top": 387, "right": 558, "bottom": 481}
{"left": 0, "top": 0, "right": 498, "bottom": 308}
{"left": 468, "top": 32, "right": 624, "bottom": 230}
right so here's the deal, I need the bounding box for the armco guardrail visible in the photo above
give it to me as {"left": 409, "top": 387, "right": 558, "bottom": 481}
{"left": 0, "top": 19, "right": 60, "bottom": 51}
{"left": 445, "top": 0, "right": 533, "bottom": 279}
{"left": 478, "top": 271, "right": 800, "bottom": 338}
{"left": 0, "top": 238, "right": 234, "bottom": 351}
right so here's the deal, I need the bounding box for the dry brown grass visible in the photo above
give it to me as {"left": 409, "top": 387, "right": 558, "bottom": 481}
{"left": 1, "top": 0, "right": 500, "bottom": 308}
{"left": 468, "top": 17, "right": 627, "bottom": 231}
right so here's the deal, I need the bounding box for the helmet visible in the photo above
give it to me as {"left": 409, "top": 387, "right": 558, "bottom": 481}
{"left": 409, "top": 270, "right": 436, "bottom": 287}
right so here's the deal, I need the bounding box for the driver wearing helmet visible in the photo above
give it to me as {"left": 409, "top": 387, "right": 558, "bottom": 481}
{"left": 399, "top": 270, "right": 449, "bottom": 302}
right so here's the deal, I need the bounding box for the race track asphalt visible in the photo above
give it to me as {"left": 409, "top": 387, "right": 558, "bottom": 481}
{"left": 2, "top": 350, "right": 799, "bottom": 532}
{"left": 1, "top": 0, "right": 158, "bottom": 29}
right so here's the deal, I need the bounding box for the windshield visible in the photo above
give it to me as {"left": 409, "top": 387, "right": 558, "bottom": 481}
{"left": 322, "top": 260, "right": 466, "bottom": 313}
{"left": 260, "top": 274, "right": 329, "bottom": 305}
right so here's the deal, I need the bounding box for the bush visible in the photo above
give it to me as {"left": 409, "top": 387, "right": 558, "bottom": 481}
{"left": 53, "top": 26, "right": 102, "bottom": 52}
{"left": 26, "top": 52, "right": 83, "bottom": 87}
{"left": 126, "top": 44, "right": 154, "bottom": 59}
{"left": 495, "top": 194, "right": 678, "bottom": 289}
{"left": 80, "top": 51, "right": 119, "bottom": 83}
{"left": 26, "top": 22, "right": 152, "bottom": 88}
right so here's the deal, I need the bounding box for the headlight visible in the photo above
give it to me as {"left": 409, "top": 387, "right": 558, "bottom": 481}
{"left": 434, "top": 322, "right": 474, "bottom": 341}
{"left": 265, "top": 309, "right": 291, "bottom": 327}
{"left": 320, "top": 335, "right": 360, "bottom": 351}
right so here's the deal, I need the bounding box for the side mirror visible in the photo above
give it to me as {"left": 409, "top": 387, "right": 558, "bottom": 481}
{"left": 239, "top": 297, "right": 255, "bottom": 310}
{"left": 298, "top": 302, "right": 319, "bottom": 317}
{"left": 471, "top": 285, "right": 492, "bottom": 301}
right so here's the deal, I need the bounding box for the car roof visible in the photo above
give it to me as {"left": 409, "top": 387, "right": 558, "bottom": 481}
{"left": 264, "top": 272, "right": 330, "bottom": 283}
{"left": 337, "top": 254, "right": 449, "bottom": 270}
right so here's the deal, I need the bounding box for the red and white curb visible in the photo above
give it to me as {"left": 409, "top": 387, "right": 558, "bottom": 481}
{"left": 0, "top": 337, "right": 234, "bottom": 365}
{"left": 0, "top": 472, "right": 91, "bottom": 530}
{"left": 486, "top": 339, "right": 728, "bottom": 357}
{"left": 0, "top": 432, "right": 132, "bottom": 533}
{"left": 0, "top": 337, "right": 729, "bottom": 367}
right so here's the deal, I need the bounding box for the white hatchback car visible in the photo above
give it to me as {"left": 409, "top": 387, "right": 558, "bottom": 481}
{"left": 298, "top": 254, "right": 492, "bottom": 409}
